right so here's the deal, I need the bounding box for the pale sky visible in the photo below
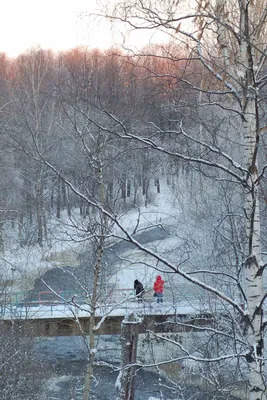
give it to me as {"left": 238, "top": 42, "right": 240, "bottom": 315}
{"left": 0, "top": 0, "right": 168, "bottom": 57}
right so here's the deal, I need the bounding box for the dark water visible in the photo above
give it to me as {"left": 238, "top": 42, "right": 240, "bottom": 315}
{"left": 36, "top": 336, "right": 241, "bottom": 400}
{"left": 36, "top": 336, "right": 185, "bottom": 400}
{"left": 32, "top": 227, "right": 237, "bottom": 399}
{"left": 48, "top": 359, "right": 179, "bottom": 400}
{"left": 27, "top": 226, "right": 170, "bottom": 302}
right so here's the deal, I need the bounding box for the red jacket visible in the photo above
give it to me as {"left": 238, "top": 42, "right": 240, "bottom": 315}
{"left": 153, "top": 276, "right": 164, "bottom": 293}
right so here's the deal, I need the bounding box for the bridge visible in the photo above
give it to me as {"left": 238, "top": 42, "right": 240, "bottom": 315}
{"left": 0, "top": 288, "right": 213, "bottom": 336}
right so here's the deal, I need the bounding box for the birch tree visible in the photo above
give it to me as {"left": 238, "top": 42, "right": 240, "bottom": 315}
{"left": 91, "top": 1, "right": 267, "bottom": 399}
{"left": 4, "top": 14, "right": 266, "bottom": 396}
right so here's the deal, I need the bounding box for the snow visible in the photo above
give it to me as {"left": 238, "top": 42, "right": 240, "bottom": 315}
{"left": 1, "top": 183, "right": 203, "bottom": 330}
{"left": 1, "top": 298, "right": 203, "bottom": 320}
{"left": 0, "top": 184, "right": 235, "bottom": 323}
{"left": 148, "top": 398, "right": 182, "bottom": 400}
{"left": 44, "top": 375, "right": 71, "bottom": 393}
{"left": 1, "top": 184, "right": 179, "bottom": 286}
{"left": 108, "top": 236, "right": 182, "bottom": 290}
{"left": 114, "top": 184, "right": 179, "bottom": 234}
{"left": 1, "top": 210, "right": 82, "bottom": 285}
{"left": 115, "top": 370, "right": 122, "bottom": 390}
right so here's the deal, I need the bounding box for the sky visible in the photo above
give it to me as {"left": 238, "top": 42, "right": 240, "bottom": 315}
{"left": 0, "top": 0, "right": 168, "bottom": 57}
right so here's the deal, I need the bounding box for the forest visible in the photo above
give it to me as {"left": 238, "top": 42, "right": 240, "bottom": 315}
{"left": 0, "top": 45, "right": 201, "bottom": 249}
{"left": 0, "top": 0, "right": 267, "bottom": 399}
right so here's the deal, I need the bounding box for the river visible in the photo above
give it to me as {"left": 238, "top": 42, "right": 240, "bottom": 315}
{"left": 35, "top": 335, "right": 241, "bottom": 400}
{"left": 31, "top": 227, "right": 239, "bottom": 399}
{"left": 36, "top": 335, "right": 187, "bottom": 400}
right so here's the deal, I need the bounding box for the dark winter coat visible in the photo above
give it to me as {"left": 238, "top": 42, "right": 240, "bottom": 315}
{"left": 134, "top": 280, "right": 144, "bottom": 296}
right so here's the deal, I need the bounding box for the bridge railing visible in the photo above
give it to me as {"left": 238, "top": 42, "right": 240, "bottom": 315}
{"left": 0, "top": 287, "right": 203, "bottom": 319}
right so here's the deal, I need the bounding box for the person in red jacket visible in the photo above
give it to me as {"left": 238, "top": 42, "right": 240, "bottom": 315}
{"left": 153, "top": 275, "right": 165, "bottom": 303}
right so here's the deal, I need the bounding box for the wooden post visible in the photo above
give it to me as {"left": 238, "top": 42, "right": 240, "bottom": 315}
{"left": 117, "top": 313, "right": 141, "bottom": 400}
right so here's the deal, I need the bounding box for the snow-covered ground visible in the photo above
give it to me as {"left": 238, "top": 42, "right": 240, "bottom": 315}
{"left": 2, "top": 185, "right": 176, "bottom": 269}
{"left": 1, "top": 184, "right": 184, "bottom": 297}
{"left": 0, "top": 183, "right": 247, "bottom": 400}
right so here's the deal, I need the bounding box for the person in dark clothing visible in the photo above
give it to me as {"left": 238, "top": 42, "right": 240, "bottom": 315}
{"left": 134, "top": 279, "right": 144, "bottom": 302}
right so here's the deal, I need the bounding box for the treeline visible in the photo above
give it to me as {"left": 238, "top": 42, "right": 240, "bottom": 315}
{"left": 0, "top": 46, "right": 202, "bottom": 246}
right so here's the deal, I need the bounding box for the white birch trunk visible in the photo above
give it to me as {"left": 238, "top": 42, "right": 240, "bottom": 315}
{"left": 83, "top": 165, "right": 107, "bottom": 400}
{"left": 243, "top": 98, "right": 265, "bottom": 400}
{"left": 83, "top": 236, "right": 104, "bottom": 400}
{"left": 216, "top": 1, "right": 266, "bottom": 397}
{"left": 240, "top": 1, "right": 266, "bottom": 392}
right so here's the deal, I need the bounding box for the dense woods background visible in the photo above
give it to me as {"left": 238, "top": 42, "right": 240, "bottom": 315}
{"left": 0, "top": 46, "right": 207, "bottom": 247}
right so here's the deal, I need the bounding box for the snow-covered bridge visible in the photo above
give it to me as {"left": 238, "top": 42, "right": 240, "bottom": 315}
{"left": 0, "top": 288, "right": 212, "bottom": 336}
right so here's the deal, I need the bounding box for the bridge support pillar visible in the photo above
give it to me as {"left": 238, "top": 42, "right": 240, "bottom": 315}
{"left": 117, "top": 313, "right": 141, "bottom": 400}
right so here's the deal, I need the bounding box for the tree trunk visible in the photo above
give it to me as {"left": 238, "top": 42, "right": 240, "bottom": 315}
{"left": 26, "top": 182, "right": 33, "bottom": 225}
{"left": 83, "top": 236, "right": 105, "bottom": 400}
{"left": 62, "top": 180, "right": 67, "bottom": 209}
{"left": 116, "top": 313, "right": 140, "bottom": 400}
{"left": 36, "top": 174, "right": 43, "bottom": 246}
{"left": 83, "top": 167, "right": 106, "bottom": 400}
{"left": 238, "top": 1, "right": 266, "bottom": 396}
{"left": 155, "top": 178, "right": 160, "bottom": 194}
{"left": 67, "top": 185, "right": 71, "bottom": 218}
{"left": 18, "top": 212, "right": 23, "bottom": 247}
{"left": 243, "top": 98, "right": 265, "bottom": 399}
{"left": 127, "top": 180, "right": 131, "bottom": 198}
{"left": 56, "top": 176, "right": 61, "bottom": 219}
{"left": 50, "top": 182, "right": 54, "bottom": 211}
{"left": 121, "top": 175, "right": 126, "bottom": 203}
{"left": 0, "top": 220, "right": 4, "bottom": 254}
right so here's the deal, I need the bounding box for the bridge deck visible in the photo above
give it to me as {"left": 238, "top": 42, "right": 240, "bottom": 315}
{"left": 0, "top": 289, "right": 218, "bottom": 336}
{"left": 0, "top": 288, "right": 206, "bottom": 320}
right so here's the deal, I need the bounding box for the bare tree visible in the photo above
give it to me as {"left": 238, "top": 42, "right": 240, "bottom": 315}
{"left": 6, "top": 49, "right": 59, "bottom": 246}
{"left": 81, "top": 1, "right": 267, "bottom": 399}
{"left": 0, "top": 323, "right": 49, "bottom": 400}
{"left": 1, "top": 9, "right": 266, "bottom": 396}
